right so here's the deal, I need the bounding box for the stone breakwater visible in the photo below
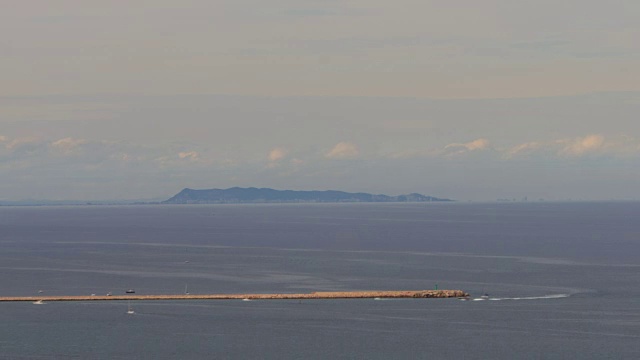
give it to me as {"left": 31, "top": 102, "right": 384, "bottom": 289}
{"left": 0, "top": 290, "right": 468, "bottom": 302}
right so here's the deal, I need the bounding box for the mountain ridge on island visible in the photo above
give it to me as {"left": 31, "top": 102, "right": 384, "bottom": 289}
{"left": 162, "top": 187, "right": 453, "bottom": 204}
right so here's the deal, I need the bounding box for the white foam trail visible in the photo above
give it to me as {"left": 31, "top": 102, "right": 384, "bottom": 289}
{"left": 479, "top": 294, "right": 570, "bottom": 301}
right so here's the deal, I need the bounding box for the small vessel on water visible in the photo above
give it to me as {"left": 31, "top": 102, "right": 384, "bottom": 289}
{"left": 480, "top": 293, "right": 489, "bottom": 300}
{"left": 127, "top": 301, "right": 135, "bottom": 314}
{"left": 126, "top": 289, "right": 135, "bottom": 294}
{"left": 33, "top": 300, "right": 44, "bottom": 305}
{"left": 184, "top": 284, "right": 189, "bottom": 295}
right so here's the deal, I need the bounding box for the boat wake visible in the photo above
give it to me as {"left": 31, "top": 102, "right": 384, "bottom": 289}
{"left": 473, "top": 294, "right": 570, "bottom": 301}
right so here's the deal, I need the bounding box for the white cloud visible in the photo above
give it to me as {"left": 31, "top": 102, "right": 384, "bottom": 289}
{"left": 50, "top": 137, "right": 88, "bottom": 155}
{"left": 445, "top": 138, "right": 490, "bottom": 151}
{"left": 325, "top": 142, "right": 359, "bottom": 159}
{"left": 442, "top": 138, "right": 490, "bottom": 156}
{"left": 5, "top": 136, "right": 40, "bottom": 151}
{"left": 504, "top": 141, "right": 543, "bottom": 159}
{"left": 503, "top": 134, "right": 640, "bottom": 159}
{"left": 119, "top": 153, "right": 132, "bottom": 162}
{"left": 178, "top": 151, "right": 200, "bottom": 161}
{"left": 268, "top": 147, "right": 288, "bottom": 162}
{"left": 51, "top": 137, "right": 87, "bottom": 148}
{"left": 389, "top": 135, "right": 640, "bottom": 161}
{"left": 558, "top": 134, "right": 605, "bottom": 157}
{"left": 386, "top": 139, "right": 490, "bottom": 159}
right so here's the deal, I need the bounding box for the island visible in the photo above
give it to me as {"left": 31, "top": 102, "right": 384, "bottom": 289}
{"left": 162, "top": 187, "right": 453, "bottom": 204}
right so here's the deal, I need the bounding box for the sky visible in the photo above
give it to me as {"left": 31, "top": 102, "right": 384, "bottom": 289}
{"left": 1, "top": 0, "right": 639, "bottom": 201}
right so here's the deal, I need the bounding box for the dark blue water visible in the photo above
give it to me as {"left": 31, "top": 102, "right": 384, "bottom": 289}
{"left": 0, "top": 203, "right": 639, "bottom": 359}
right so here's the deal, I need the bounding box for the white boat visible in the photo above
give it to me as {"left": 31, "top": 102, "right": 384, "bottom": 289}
{"left": 33, "top": 300, "right": 44, "bottom": 305}
{"left": 127, "top": 302, "right": 135, "bottom": 314}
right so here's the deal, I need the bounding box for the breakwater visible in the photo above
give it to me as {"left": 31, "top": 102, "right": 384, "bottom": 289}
{"left": 0, "top": 290, "right": 468, "bottom": 302}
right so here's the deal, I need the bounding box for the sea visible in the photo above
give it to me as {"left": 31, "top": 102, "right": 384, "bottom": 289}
{"left": 0, "top": 202, "right": 638, "bottom": 359}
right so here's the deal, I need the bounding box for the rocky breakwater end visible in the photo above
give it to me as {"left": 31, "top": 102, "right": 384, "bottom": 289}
{"left": 0, "top": 290, "right": 468, "bottom": 302}
{"left": 264, "top": 290, "right": 470, "bottom": 299}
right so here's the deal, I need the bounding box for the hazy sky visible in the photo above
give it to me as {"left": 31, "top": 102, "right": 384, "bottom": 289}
{"left": 1, "top": 1, "right": 639, "bottom": 201}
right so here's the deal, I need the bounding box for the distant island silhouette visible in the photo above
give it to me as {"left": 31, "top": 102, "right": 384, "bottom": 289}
{"left": 162, "top": 187, "right": 452, "bottom": 204}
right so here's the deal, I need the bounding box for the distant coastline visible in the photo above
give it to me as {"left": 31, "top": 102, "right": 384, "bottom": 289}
{"left": 162, "top": 187, "right": 453, "bottom": 204}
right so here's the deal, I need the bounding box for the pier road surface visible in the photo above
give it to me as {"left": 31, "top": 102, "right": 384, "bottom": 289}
{"left": 0, "top": 290, "right": 469, "bottom": 302}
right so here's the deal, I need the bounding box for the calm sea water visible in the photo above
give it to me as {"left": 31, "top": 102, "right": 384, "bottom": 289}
{"left": 0, "top": 203, "right": 639, "bottom": 359}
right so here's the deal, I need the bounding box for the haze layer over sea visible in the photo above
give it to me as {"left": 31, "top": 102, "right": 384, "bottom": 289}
{"left": 0, "top": 203, "right": 639, "bottom": 359}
